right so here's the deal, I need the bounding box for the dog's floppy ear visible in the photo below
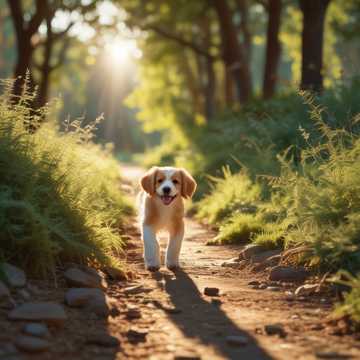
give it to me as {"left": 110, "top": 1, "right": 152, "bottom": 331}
{"left": 140, "top": 167, "right": 158, "bottom": 195}
{"left": 180, "top": 168, "right": 197, "bottom": 199}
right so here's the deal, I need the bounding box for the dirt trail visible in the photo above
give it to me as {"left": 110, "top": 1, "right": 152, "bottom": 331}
{"left": 118, "top": 165, "right": 360, "bottom": 360}
{"left": 3, "top": 165, "right": 359, "bottom": 360}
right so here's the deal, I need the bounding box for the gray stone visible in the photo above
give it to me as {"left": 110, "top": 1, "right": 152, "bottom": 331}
{"left": 23, "top": 323, "right": 50, "bottom": 338}
{"left": 64, "top": 288, "right": 105, "bottom": 307}
{"left": 204, "top": 287, "right": 219, "bottom": 296}
{"left": 2, "top": 263, "right": 26, "bottom": 288}
{"left": 259, "top": 284, "right": 267, "bottom": 290}
{"left": 239, "top": 244, "right": 266, "bottom": 260}
{"left": 264, "top": 324, "right": 287, "bottom": 338}
{"left": 64, "top": 268, "right": 107, "bottom": 289}
{"left": 226, "top": 335, "right": 248, "bottom": 346}
{"left": 269, "top": 266, "right": 308, "bottom": 282}
{"left": 295, "top": 284, "right": 319, "bottom": 297}
{"left": 8, "top": 302, "right": 67, "bottom": 326}
{"left": 251, "top": 250, "right": 282, "bottom": 264}
{"left": 15, "top": 335, "right": 50, "bottom": 353}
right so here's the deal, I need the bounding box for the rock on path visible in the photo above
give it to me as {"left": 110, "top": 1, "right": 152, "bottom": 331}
{"left": 22, "top": 323, "right": 50, "bottom": 338}
{"left": 64, "top": 268, "right": 107, "bottom": 289}
{"left": 15, "top": 335, "right": 50, "bottom": 353}
{"left": 2, "top": 263, "right": 26, "bottom": 288}
{"left": 8, "top": 302, "right": 67, "bottom": 326}
{"left": 269, "top": 266, "right": 308, "bottom": 282}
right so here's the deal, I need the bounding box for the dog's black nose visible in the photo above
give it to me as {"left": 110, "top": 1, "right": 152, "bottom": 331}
{"left": 163, "top": 186, "right": 171, "bottom": 194}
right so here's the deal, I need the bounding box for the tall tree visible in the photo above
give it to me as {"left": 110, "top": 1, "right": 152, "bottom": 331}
{"left": 212, "top": 0, "right": 252, "bottom": 104}
{"left": 263, "top": 0, "right": 282, "bottom": 99}
{"left": 7, "top": 0, "right": 48, "bottom": 99}
{"left": 299, "top": 0, "right": 331, "bottom": 92}
{"left": 199, "top": 15, "right": 216, "bottom": 120}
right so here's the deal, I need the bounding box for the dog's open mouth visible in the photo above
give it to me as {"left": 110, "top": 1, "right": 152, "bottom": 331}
{"left": 160, "top": 195, "right": 176, "bottom": 205}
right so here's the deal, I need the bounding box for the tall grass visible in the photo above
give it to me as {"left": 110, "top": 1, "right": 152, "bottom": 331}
{"left": 0, "top": 80, "right": 132, "bottom": 277}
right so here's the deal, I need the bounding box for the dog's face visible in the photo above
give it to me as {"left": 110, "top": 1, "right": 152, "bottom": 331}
{"left": 140, "top": 166, "right": 197, "bottom": 205}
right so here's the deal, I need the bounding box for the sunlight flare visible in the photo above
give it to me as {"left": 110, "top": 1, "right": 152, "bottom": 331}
{"left": 105, "top": 38, "right": 142, "bottom": 67}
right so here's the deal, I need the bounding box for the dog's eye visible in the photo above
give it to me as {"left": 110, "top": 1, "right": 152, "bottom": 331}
{"left": 157, "top": 179, "right": 163, "bottom": 184}
{"left": 173, "top": 179, "right": 179, "bottom": 184}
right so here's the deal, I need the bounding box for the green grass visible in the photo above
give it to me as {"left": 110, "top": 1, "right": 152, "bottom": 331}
{"left": 0, "top": 80, "right": 132, "bottom": 277}
{"left": 196, "top": 166, "right": 262, "bottom": 225}
{"left": 335, "top": 271, "right": 360, "bottom": 327}
{"left": 209, "top": 213, "right": 264, "bottom": 245}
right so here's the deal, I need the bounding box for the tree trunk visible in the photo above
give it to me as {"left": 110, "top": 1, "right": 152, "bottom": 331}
{"left": 263, "top": 0, "right": 282, "bottom": 99}
{"left": 7, "top": 0, "right": 48, "bottom": 102}
{"left": 201, "top": 16, "right": 216, "bottom": 120}
{"left": 204, "top": 58, "right": 216, "bottom": 120}
{"left": 212, "top": 0, "right": 252, "bottom": 104}
{"left": 235, "top": 0, "right": 251, "bottom": 64}
{"left": 224, "top": 66, "right": 235, "bottom": 106}
{"left": 182, "top": 53, "right": 203, "bottom": 117}
{"left": 299, "top": 0, "right": 331, "bottom": 92}
{"left": 13, "top": 38, "right": 34, "bottom": 99}
{"left": 36, "top": 17, "right": 53, "bottom": 109}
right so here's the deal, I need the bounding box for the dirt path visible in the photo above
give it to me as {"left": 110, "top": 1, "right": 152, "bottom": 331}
{"left": 118, "top": 165, "right": 360, "bottom": 360}
{"left": 2, "top": 165, "right": 359, "bottom": 360}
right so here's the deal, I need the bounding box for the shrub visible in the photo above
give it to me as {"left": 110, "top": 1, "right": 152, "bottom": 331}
{"left": 0, "top": 80, "right": 132, "bottom": 276}
{"left": 208, "top": 213, "right": 264, "bottom": 245}
{"left": 196, "top": 166, "right": 262, "bottom": 225}
{"left": 335, "top": 271, "right": 360, "bottom": 327}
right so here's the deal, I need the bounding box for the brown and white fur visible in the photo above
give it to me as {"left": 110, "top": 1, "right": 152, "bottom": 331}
{"left": 138, "top": 166, "right": 197, "bottom": 271}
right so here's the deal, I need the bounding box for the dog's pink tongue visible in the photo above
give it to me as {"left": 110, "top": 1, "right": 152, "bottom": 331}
{"left": 161, "top": 196, "right": 173, "bottom": 205}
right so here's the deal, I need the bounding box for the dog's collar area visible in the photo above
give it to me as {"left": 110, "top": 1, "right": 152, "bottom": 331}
{"left": 159, "top": 194, "right": 177, "bottom": 205}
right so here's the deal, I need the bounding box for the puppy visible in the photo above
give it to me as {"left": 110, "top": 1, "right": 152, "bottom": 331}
{"left": 138, "top": 166, "right": 197, "bottom": 271}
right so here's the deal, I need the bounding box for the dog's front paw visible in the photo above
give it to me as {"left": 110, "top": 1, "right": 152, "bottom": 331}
{"left": 145, "top": 258, "right": 160, "bottom": 272}
{"left": 166, "top": 261, "right": 180, "bottom": 271}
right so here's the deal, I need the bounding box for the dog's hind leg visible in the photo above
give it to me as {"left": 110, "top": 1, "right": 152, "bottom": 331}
{"left": 142, "top": 224, "right": 160, "bottom": 271}
{"left": 166, "top": 221, "right": 184, "bottom": 270}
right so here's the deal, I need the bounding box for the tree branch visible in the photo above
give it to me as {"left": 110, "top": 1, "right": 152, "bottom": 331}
{"left": 27, "top": 0, "right": 48, "bottom": 37}
{"left": 141, "top": 22, "right": 215, "bottom": 60}
{"left": 53, "top": 21, "right": 75, "bottom": 40}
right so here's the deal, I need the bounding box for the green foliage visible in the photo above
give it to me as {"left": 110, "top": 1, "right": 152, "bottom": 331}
{"left": 196, "top": 167, "right": 262, "bottom": 224}
{"left": 0, "top": 80, "right": 132, "bottom": 277}
{"left": 208, "top": 213, "right": 264, "bottom": 245}
{"left": 335, "top": 271, "right": 360, "bottom": 326}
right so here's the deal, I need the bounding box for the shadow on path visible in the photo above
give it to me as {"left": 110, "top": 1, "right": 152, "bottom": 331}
{"left": 153, "top": 269, "right": 274, "bottom": 360}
